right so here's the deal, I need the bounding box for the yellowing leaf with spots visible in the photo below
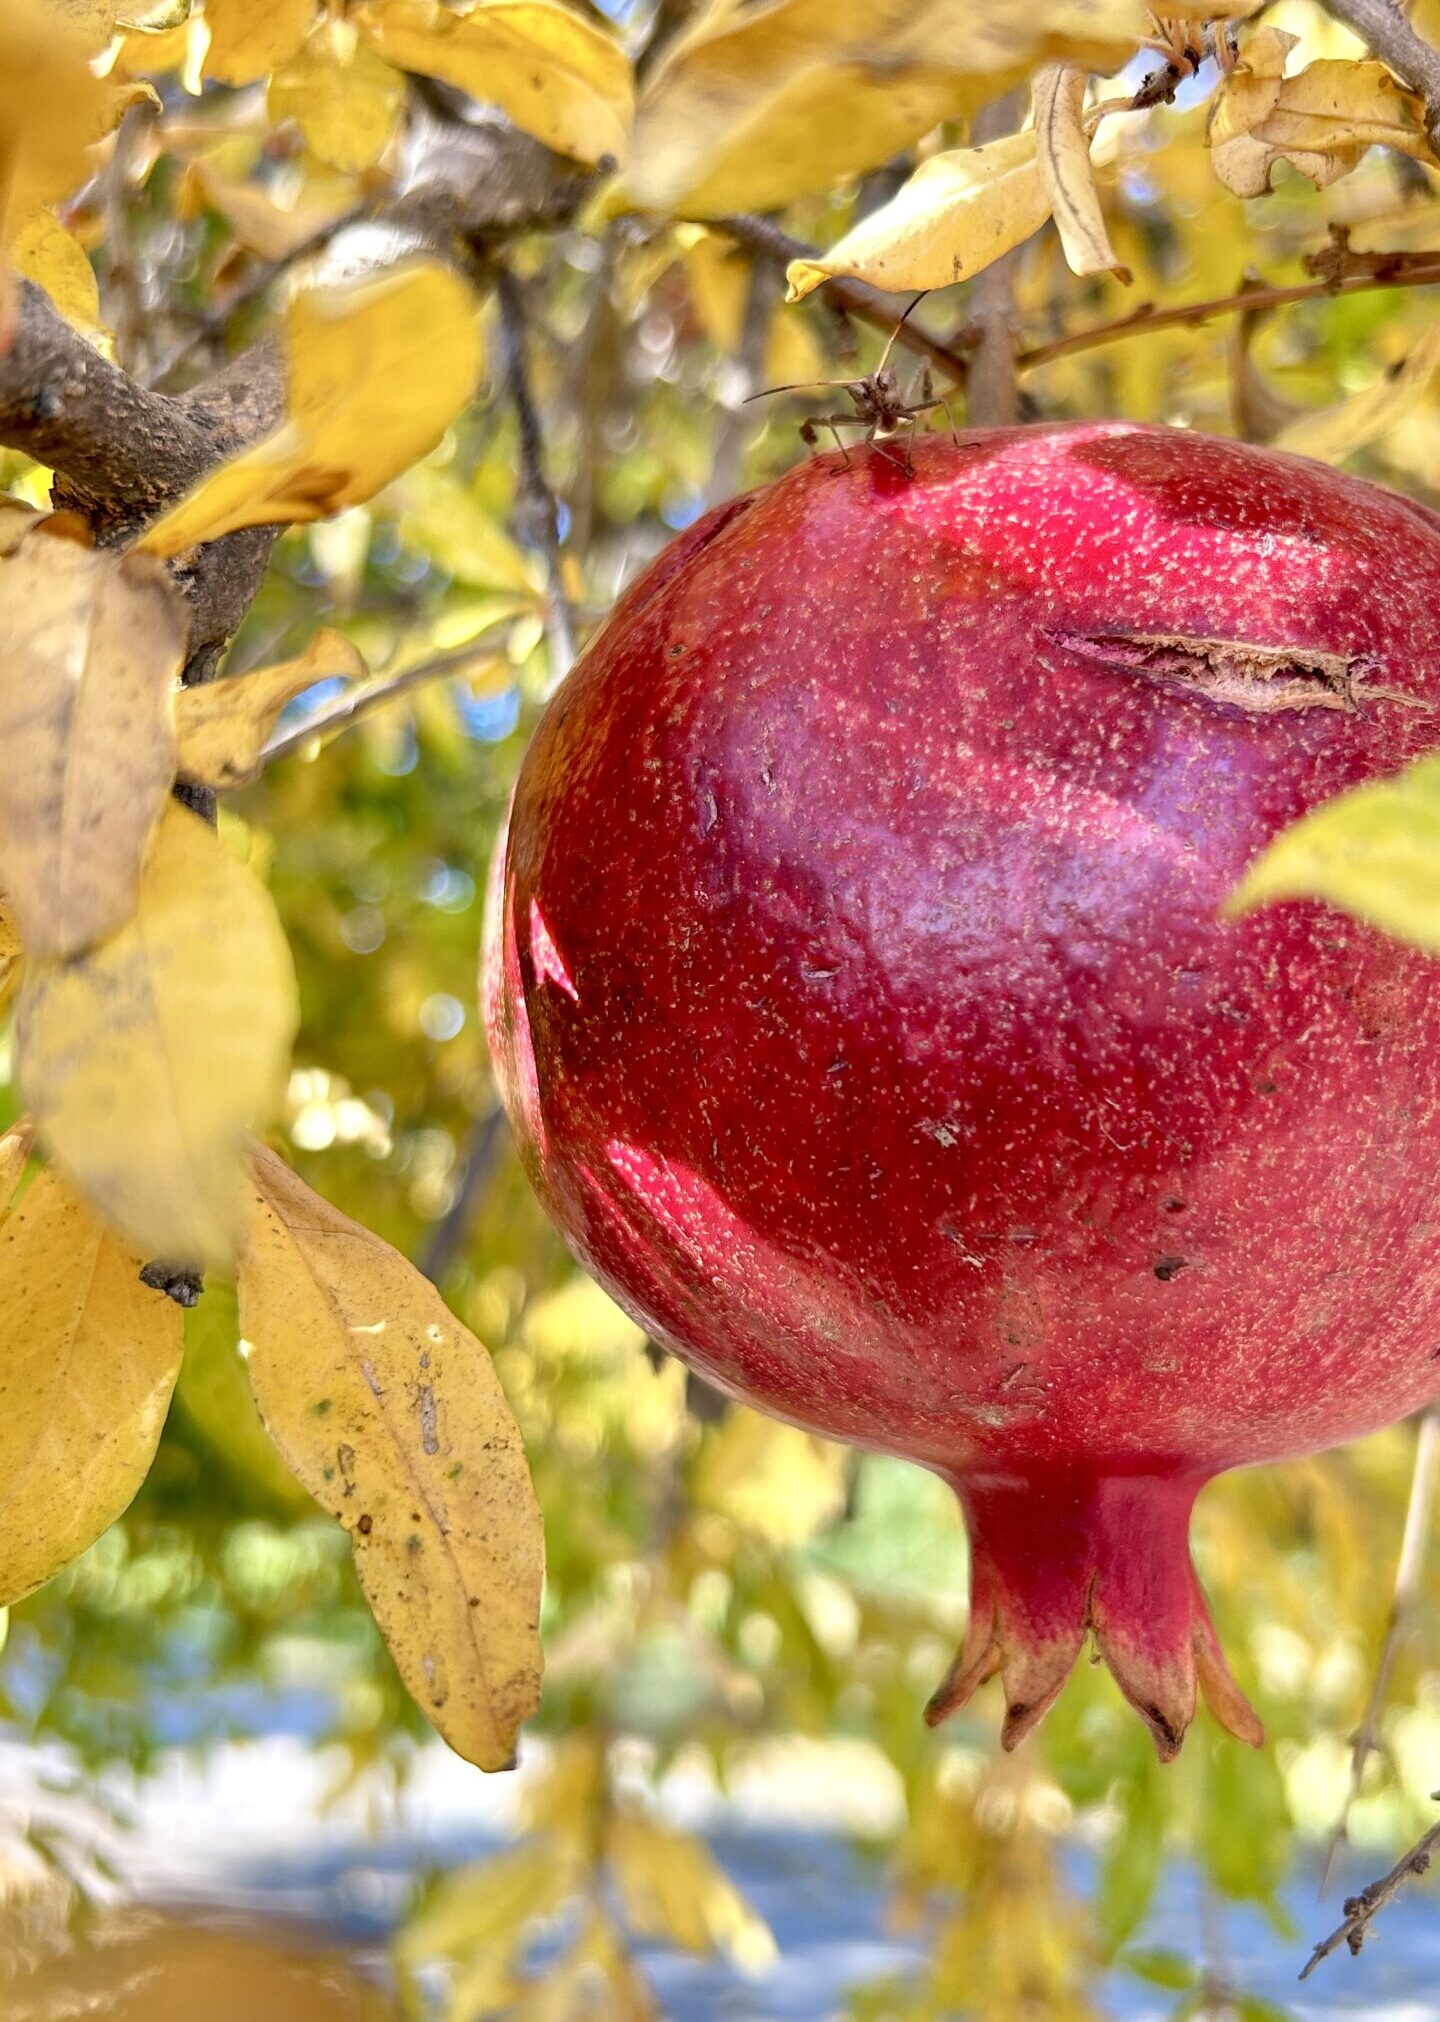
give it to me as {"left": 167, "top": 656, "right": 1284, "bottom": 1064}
{"left": 11, "top": 207, "right": 107, "bottom": 342}
{"left": 360, "top": 0, "right": 631, "bottom": 169}
{"left": 139, "top": 263, "right": 483, "bottom": 558}
{"left": 1209, "top": 30, "right": 1436, "bottom": 197}
{"left": 786, "top": 132, "right": 1050, "bottom": 302}
{"left": 17, "top": 802, "right": 298, "bottom": 1273}
{"left": 1032, "top": 63, "right": 1128, "bottom": 281}
{"left": 176, "top": 627, "right": 366, "bottom": 789}
{"left": 202, "top": 0, "right": 314, "bottom": 85}
{"left": 0, "top": 1165, "right": 183, "bottom": 1606}
{"left": 0, "top": 0, "right": 124, "bottom": 236}
{"left": 0, "top": 526, "right": 186, "bottom": 960}
{"left": 240, "top": 1145, "right": 544, "bottom": 1770}
{"left": 1228, "top": 752, "right": 1440, "bottom": 954}
{"left": 269, "top": 18, "right": 404, "bottom": 173}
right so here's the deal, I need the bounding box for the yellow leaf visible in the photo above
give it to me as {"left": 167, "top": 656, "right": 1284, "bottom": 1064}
{"left": 268, "top": 17, "right": 404, "bottom": 173}
{"left": 623, "top": 0, "right": 1203, "bottom": 216}
{"left": 240, "top": 1144, "right": 544, "bottom": 1769}
{"left": 202, "top": 0, "right": 314, "bottom": 86}
{"left": 1227, "top": 751, "right": 1440, "bottom": 953}
{"left": 0, "top": 1165, "right": 183, "bottom": 1606}
{"left": 785, "top": 132, "right": 1050, "bottom": 301}
{"left": 17, "top": 802, "right": 298, "bottom": 1273}
{"left": 393, "top": 1843, "right": 572, "bottom": 1978}
{"left": 10, "top": 206, "right": 107, "bottom": 342}
{"left": 0, "top": 498, "right": 40, "bottom": 557}
{"left": 1273, "top": 322, "right": 1440, "bottom": 463}
{"left": 0, "top": 526, "right": 186, "bottom": 961}
{"left": 139, "top": 261, "right": 483, "bottom": 558}
{"left": 0, "top": 0, "right": 123, "bottom": 236}
{"left": 608, "top": 1813, "right": 778, "bottom": 1971}
{"left": 182, "top": 160, "right": 355, "bottom": 262}
{"left": 359, "top": 0, "right": 632, "bottom": 168}
{"left": 119, "top": 0, "right": 194, "bottom": 24}
{"left": 0, "top": 894, "right": 20, "bottom": 1012}
{"left": 394, "top": 466, "right": 541, "bottom": 595}
{"left": 175, "top": 628, "right": 366, "bottom": 788}
{"left": 1032, "top": 63, "right": 1128, "bottom": 281}
{"left": 0, "top": 1118, "right": 36, "bottom": 1218}
{"left": 1210, "top": 31, "right": 1434, "bottom": 197}
{"left": 175, "top": 1283, "right": 313, "bottom": 1509}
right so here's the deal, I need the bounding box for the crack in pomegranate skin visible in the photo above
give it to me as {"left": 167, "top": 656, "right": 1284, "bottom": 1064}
{"left": 485, "top": 422, "right": 1440, "bottom": 1758}
{"left": 1045, "top": 626, "right": 1431, "bottom": 717}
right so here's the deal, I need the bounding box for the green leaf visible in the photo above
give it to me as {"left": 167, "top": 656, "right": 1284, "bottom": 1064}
{"left": 1227, "top": 752, "right": 1440, "bottom": 952}
{"left": 1123, "top": 1948, "right": 1198, "bottom": 1991}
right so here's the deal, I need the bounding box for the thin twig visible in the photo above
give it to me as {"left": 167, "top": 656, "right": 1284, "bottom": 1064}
{"left": 418, "top": 1107, "right": 507, "bottom": 1284}
{"left": 258, "top": 625, "right": 516, "bottom": 771}
{"left": 1321, "top": 1407, "right": 1440, "bottom": 1890}
{"left": 717, "top": 213, "right": 972, "bottom": 385}
{"left": 1301, "top": 1800, "right": 1440, "bottom": 1978}
{"left": 100, "top": 100, "right": 152, "bottom": 375}
{"left": 496, "top": 264, "right": 577, "bottom": 685}
{"left": 707, "top": 255, "right": 781, "bottom": 506}
{"left": 1014, "top": 258, "right": 1440, "bottom": 372}
{"left": 1319, "top": 0, "right": 1440, "bottom": 145}
{"left": 965, "top": 89, "right": 1027, "bottom": 427}
{"left": 146, "top": 203, "right": 371, "bottom": 391}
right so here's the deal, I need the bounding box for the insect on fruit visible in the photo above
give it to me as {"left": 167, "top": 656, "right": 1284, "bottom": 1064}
{"left": 746, "top": 296, "right": 955, "bottom": 473}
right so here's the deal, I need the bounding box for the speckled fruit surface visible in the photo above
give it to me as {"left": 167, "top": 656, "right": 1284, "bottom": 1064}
{"left": 484, "top": 422, "right": 1440, "bottom": 1757}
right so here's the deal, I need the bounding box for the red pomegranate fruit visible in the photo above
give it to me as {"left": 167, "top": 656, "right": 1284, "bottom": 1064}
{"left": 484, "top": 422, "right": 1440, "bottom": 1758}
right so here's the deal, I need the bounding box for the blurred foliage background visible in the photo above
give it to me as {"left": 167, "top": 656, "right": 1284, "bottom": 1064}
{"left": 2, "top": 0, "right": 1440, "bottom": 2015}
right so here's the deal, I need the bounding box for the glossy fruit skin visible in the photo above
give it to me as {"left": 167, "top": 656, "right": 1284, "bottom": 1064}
{"left": 485, "top": 423, "right": 1440, "bottom": 1755}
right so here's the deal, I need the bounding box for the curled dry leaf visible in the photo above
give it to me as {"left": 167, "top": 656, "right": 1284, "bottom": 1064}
{"left": 268, "top": 17, "right": 405, "bottom": 174}
{"left": 0, "top": 524, "right": 187, "bottom": 961}
{"left": 202, "top": 0, "right": 315, "bottom": 86}
{"left": 358, "top": 0, "right": 632, "bottom": 168}
{"left": 139, "top": 262, "right": 483, "bottom": 559}
{"left": 240, "top": 1144, "right": 545, "bottom": 1770}
{"left": 1229, "top": 750, "right": 1440, "bottom": 954}
{"left": 17, "top": 802, "right": 298, "bottom": 1274}
{"left": 785, "top": 131, "right": 1050, "bottom": 302}
{"left": 1032, "top": 63, "right": 1129, "bottom": 281}
{"left": 1209, "top": 30, "right": 1437, "bottom": 198}
{"left": 1274, "top": 322, "right": 1440, "bottom": 464}
{"left": 0, "top": 1164, "right": 184, "bottom": 1607}
{"left": 176, "top": 627, "right": 367, "bottom": 789}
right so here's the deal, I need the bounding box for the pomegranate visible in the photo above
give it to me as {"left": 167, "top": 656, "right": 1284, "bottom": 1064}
{"left": 484, "top": 423, "right": 1440, "bottom": 1758}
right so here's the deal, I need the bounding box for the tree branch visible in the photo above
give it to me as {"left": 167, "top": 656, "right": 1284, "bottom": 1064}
{"left": 496, "top": 263, "right": 577, "bottom": 682}
{"left": 717, "top": 213, "right": 972, "bottom": 385}
{"left": 965, "top": 89, "right": 1027, "bottom": 427}
{"left": 1320, "top": 0, "right": 1440, "bottom": 144}
{"left": 1302, "top": 1800, "right": 1440, "bottom": 1977}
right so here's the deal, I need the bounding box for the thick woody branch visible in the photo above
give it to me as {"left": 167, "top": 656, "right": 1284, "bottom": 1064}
{"left": 1320, "top": 0, "right": 1440, "bottom": 144}
{"left": 0, "top": 279, "right": 286, "bottom": 679}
